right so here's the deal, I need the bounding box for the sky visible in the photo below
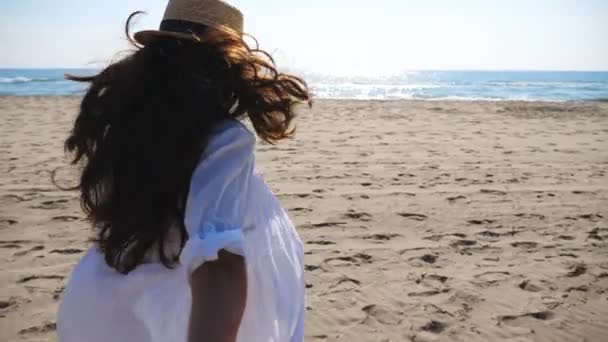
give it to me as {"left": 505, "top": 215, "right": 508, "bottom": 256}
{"left": 1, "top": 0, "right": 607, "bottom": 75}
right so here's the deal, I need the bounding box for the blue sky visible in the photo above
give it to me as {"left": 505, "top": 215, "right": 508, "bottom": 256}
{"left": 1, "top": 0, "right": 607, "bottom": 74}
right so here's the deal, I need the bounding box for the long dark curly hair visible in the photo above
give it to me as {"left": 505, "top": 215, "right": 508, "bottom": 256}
{"left": 60, "top": 12, "right": 310, "bottom": 274}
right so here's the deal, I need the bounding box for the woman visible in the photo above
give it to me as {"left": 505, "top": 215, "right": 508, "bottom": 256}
{"left": 56, "top": 1, "right": 311, "bottom": 341}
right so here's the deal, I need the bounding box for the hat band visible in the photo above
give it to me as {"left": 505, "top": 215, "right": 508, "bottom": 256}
{"left": 159, "top": 19, "right": 209, "bottom": 36}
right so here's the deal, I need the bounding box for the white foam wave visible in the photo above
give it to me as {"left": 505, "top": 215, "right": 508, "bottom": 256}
{"left": 485, "top": 81, "right": 607, "bottom": 88}
{"left": 0, "top": 76, "right": 50, "bottom": 84}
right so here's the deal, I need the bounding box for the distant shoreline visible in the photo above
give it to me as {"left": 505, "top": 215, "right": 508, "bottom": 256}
{"left": 2, "top": 70, "right": 607, "bottom": 101}
{"left": 2, "top": 95, "right": 606, "bottom": 105}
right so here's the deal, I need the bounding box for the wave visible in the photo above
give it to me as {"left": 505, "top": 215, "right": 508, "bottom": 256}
{"left": 484, "top": 81, "right": 608, "bottom": 88}
{"left": 2, "top": 70, "right": 606, "bottom": 101}
{"left": 310, "top": 93, "right": 555, "bottom": 102}
{"left": 0, "top": 76, "right": 53, "bottom": 84}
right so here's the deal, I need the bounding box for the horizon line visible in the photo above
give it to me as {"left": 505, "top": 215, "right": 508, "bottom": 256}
{"left": 1, "top": 67, "right": 608, "bottom": 74}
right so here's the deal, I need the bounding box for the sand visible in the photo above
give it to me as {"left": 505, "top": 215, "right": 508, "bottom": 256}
{"left": 1, "top": 96, "right": 607, "bottom": 342}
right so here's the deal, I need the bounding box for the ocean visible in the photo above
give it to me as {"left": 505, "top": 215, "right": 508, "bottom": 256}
{"left": 1, "top": 69, "right": 607, "bottom": 102}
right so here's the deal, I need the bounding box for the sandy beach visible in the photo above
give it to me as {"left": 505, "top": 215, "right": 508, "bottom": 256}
{"left": 1, "top": 96, "right": 607, "bottom": 341}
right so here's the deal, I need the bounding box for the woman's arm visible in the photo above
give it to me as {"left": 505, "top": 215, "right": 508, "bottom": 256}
{"left": 188, "top": 250, "right": 247, "bottom": 342}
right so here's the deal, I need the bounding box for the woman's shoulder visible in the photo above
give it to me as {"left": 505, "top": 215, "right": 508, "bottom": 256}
{"left": 205, "top": 119, "right": 255, "bottom": 156}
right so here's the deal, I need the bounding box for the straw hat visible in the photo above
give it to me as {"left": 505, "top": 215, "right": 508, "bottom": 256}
{"left": 134, "top": 0, "right": 243, "bottom": 45}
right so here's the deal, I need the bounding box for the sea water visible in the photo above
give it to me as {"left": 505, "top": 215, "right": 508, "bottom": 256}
{"left": 1, "top": 69, "right": 607, "bottom": 102}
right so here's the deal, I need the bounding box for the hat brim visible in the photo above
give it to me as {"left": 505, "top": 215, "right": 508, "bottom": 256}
{"left": 133, "top": 30, "right": 204, "bottom": 46}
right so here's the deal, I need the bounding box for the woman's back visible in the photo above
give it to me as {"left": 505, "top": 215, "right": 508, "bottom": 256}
{"left": 57, "top": 121, "right": 306, "bottom": 342}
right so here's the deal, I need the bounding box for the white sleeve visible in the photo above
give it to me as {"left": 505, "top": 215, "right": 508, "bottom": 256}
{"left": 179, "top": 122, "right": 255, "bottom": 274}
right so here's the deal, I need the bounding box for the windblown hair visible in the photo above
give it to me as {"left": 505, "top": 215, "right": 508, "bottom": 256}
{"left": 60, "top": 12, "right": 310, "bottom": 274}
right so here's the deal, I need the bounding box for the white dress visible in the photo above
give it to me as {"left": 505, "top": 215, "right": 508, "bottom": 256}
{"left": 57, "top": 120, "right": 305, "bottom": 342}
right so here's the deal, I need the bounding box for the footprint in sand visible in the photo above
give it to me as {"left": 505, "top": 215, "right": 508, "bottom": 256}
{"left": 13, "top": 245, "right": 44, "bottom": 257}
{"left": 0, "top": 218, "right": 18, "bottom": 226}
{"left": 424, "top": 233, "right": 467, "bottom": 242}
{"left": 0, "top": 297, "right": 18, "bottom": 309}
{"left": 566, "top": 264, "right": 587, "bottom": 277}
{"left": 467, "top": 219, "right": 495, "bottom": 225}
{"left": 326, "top": 276, "right": 361, "bottom": 292}
{"left": 362, "top": 233, "right": 401, "bottom": 241}
{"left": 420, "top": 254, "right": 438, "bottom": 264}
{"left": 31, "top": 199, "right": 69, "bottom": 210}
{"left": 558, "top": 253, "right": 579, "bottom": 258}
{"left": 477, "top": 230, "right": 502, "bottom": 238}
{"left": 19, "top": 322, "right": 57, "bottom": 335}
{"left": 398, "top": 173, "right": 416, "bottom": 178}
{"left": 408, "top": 289, "right": 450, "bottom": 297}
{"left": 397, "top": 213, "right": 427, "bottom": 221}
{"left": 17, "top": 274, "right": 64, "bottom": 284}
{"left": 324, "top": 253, "right": 372, "bottom": 267}
{"left": 588, "top": 228, "right": 607, "bottom": 241}
{"left": 518, "top": 280, "right": 543, "bottom": 292}
{"left": 304, "top": 265, "right": 321, "bottom": 271}
{"left": 511, "top": 241, "right": 539, "bottom": 249}
{"left": 50, "top": 248, "right": 84, "bottom": 255}
{"left": 515, "top": 213, "right": 545, "bottom": 220}
{"left": 428, "top": 274, "right": 448, "bottom": 282}
{"left": 472, "top": 271, "right": 511, "bottom": 287}
{"left": 2, "top": 194, "right": 26, "bottom": 203}
{"left": 565, "top": 213, "right": 603, "bottom": 222}
{"left": 449, "top": 239, "right": 477, "bottom": 248}
{"left": 343, "top": 211, "right": 373, "bottom": 221}
{"left": 53, "top": 286, "right": 66, "bottom": 300}
{"left": 417, "top": 273, "right": 449, "bottom": 285}
{"left": 290, "top": 207, "right": 313, "bottom": 213}
{"left": 579, "top": 213, "right": 603, "bottom": 221}
{"left": 51, "top": 215, "right": 81, "bottom": 222}
{"left": 407, "top": 254, "right": 441, "bottom": 268}
{"left": 306, "top": 240, "right": 336, "bottom": 246}
{"left": 0, "top": 243, "right": 22, "bottom": 249}
{"left": 480, "top": 189, "right": 507, "bottom": 195}
{"left": 497, "top": 311, "right": 554, "bottom": 326}
{"left": 304, "top": 221, "right": 347, "bottom": 228}
{"left": 446, "top": 195, "right": 467, "bottom": 202}
{"left": 421, "top": 320, "right": 447, "bottom": 334}
{"left": 566, "top": 285, "right": 589, "bottom": 293}
{"left": 361, "top": 304, "right": 402, "bottom": 325}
